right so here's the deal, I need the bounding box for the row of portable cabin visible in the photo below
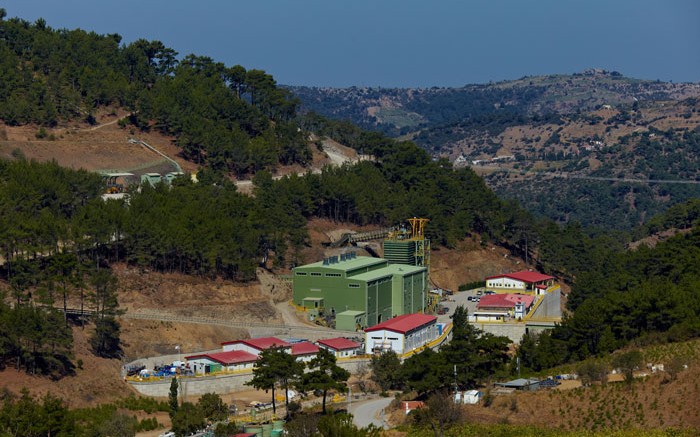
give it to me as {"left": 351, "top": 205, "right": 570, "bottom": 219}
{"left": 184, "top": 336, "right": 362, "bottom": 375}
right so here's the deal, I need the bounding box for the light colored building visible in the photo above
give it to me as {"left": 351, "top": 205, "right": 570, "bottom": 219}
{"left": 495, "top": 378, "right": 541, "bottom": 391}
{"left": 454, "top": 390, "right": 482, "bottom": 404}
{"left": 474, "top": 293, "right": 535, "bottom": 321}
{"left": 185, "top": 350, "right": 258, "bottom": 375}
{"left": 364, "top": 313, "right": 438, "bottom": 355}
{"left": 291, "top": 341, "right": 319, "bottom": 362}
{"left": 317, "top": 337, "right": 363, "bottom": 358}
{"left": 221, "top": 337, "right": 291, "bottom": 356}
{"left": 485, "top": 271, "right": 555, "bottom": 295}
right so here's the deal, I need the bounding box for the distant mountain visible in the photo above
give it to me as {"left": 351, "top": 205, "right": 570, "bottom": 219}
{"left": 288, "top": 70, "right": 700, "bottom": 139}
{"left": 290, "top": 72, "right": 700, "bottom": 230}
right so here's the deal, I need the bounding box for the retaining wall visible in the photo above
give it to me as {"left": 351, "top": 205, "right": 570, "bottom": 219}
{"left": 531, "top": 287, "right": 562, "bottom": 319}
{"left": 473, "top": 323, "right": 527, "bottom": 343}
{"left": 129, "top": 357, "right": 372, "bottom": 398}
{"left": 130, "top": 372, "right": 255, "bottom": 398}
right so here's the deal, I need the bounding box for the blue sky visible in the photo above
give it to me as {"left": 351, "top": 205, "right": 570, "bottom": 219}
{"left": 4, "top": 0, "right": 700, "bottom": 87}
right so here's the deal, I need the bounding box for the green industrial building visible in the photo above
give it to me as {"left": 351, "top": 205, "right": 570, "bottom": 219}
{"left": 292, "top": 253, "right": 427, "bottom": 330}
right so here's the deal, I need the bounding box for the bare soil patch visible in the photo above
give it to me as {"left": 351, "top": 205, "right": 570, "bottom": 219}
{"left": 115, "top": 264, "right": 278, "bottom": 323}
{"left": 0, "top": 110, "right": 196, "bottom": 176}
{"left": 430, "top": 237, "right": 525, "bottom": 291}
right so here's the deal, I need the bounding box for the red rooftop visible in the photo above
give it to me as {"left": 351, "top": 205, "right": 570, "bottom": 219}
{"left": 291, "top": 341, "right": 320, "bottom": 356}
{"left": 221, "top": 336, "right": 291, "bottom": 350}
{"left": 318, "top": 337, "right": 361, "bottom": 351}
{"left": 486, "top": 270, "right": 554, "bottom": 283}
{"left": 185, "top": 350, "right": 258, "bottom": 365}
{"left": 364, "top": 313, "right": 437, "bottom": 334}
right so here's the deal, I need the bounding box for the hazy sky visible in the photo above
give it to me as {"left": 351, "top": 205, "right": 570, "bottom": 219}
{"left": 5, "top": 1, "right": 700, "bottom": 87}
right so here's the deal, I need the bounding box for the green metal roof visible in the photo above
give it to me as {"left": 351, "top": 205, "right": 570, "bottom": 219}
{"left": 295, "top": 256, "right": 387, "bottom": 272}
{"left": 382, "top": 264, "right": 426, "bottom": 276}
{"left": 337, "top": 310, "right": 365, "bottom": 316}
{"left": 349, "top": 269, "right": 394, "bottom": 282}
{"left": 349, "top": 264, "right": 426, "bottom": 282}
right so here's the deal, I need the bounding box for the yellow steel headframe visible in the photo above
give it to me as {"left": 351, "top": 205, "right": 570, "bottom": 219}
{"left": 408, "top": 217, "right": 429, "bottom": 240}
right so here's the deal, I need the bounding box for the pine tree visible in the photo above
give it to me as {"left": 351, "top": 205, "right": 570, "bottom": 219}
{"left": 168, "top": 377, "right": 179, "bottom": 418}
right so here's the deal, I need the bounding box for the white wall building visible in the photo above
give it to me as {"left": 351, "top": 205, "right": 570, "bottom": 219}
{"left": 185, "top": 350, "right": 258, "bottom": 375}
{"left": 485, "top": 271, "right": 555, "bottom": 295}
{"left": 454, "top": 390, "right": 482, "bottom": 404}
{"left": 291, "top": 341, "right": 319, "bottom": 363}
{"left": 221, "top": 337, "right": 291, "bottom": 356}
{"left": 317, "top": 337, "right": 363, "bottom": 358}
{"left": 364, "top": 313, "right": 438, "bottom": 355}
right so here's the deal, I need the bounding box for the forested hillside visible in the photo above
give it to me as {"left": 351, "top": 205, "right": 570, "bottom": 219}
{"left": 1, "top": 10, "right": 699, "bottom": 379}
{"left": 0, "top": 12, "right": 596, "bottom": 380}
{"left": 519, "top": 210, "right": 700, "bottom": 370}
{"left": 0, "top": 12, "right": 306, "bottom": 177}
{"left": 2, "top": 10, "right": 700, "bottom": 436}
{"left": 290, "top": 70, "right": 700, "bottom": 138}
{"left": 292, "top": 75, "right": 700, "bottom": 231}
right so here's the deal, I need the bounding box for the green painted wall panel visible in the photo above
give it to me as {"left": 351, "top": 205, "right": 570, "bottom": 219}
{"left": 292, "top": 256, "right": 427, "bottom": 328}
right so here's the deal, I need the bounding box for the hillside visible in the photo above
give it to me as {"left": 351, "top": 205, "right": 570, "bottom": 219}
{"left": 470, "top": 341, "right": 700, "bottom": 431}
{"left": 3, "top": 14, "right": 700, "bottom": 435}
{"left": 0, "top": 214, "right": 525, "bottom": 407}
{"left": 476, "top": 98, "right": 700, "bottom": 230}
{"left": 291, "top": 73, "right": 700, "bottom": 230}
{"left": 289, "top": 70, "right": 700, "bottom": 138}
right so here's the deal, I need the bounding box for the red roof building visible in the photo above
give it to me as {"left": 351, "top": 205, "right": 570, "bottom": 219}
{"left": 291, "top": 341, "right": 319, "bottom": 360}
{"left": 477, "top": 293, "right": 534, "bottom": 310}
{"left": 185, "top": 350, "right": 258, "bottom": 366}
{"left": 364, "top": 313, "right": 437, "bottom": 334}
{"left": 474, "top": 293, "right": 536, "bottom": 322}
{"left": 221, "top": 337, "right": 292, "bottom": 355}
{"left": 317, "top": 337, "right": 362, "bottom": 358}
{"left": 318, "top": 337, "right": 361, "bottom": 350}
{"left": 364, "top": 313, "right": 439, "bottom": 355}
{"left": 485, "top": 270, "right": 555, "bottom": 295}
{"left": 185, "top": 350, "right": 258, "bottom": 374}
{"left": 486, "top": 271, "right": 553, "bottom": 283}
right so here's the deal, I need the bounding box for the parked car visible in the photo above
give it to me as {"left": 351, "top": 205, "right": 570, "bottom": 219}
{"left": 476, "top": 290, "right": 483, "bottom": 296}
{"left": 485, "top": 290, "right": 495, "bottom": 295}
{"left": 467, "top": 296, "right": 474, "bottom": 302}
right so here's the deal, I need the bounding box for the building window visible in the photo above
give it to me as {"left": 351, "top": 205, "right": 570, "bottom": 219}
{"left": 349, "top": 284, "right": 360, "bottom": 288}
{"left": 310, "top": 272, "right": 321, "bottom": 277}
{"left": 295, "top": 272, "right": 307, "bottom": 276}
{"left": 325, "top": 273, "right": 341, "bottom": 277}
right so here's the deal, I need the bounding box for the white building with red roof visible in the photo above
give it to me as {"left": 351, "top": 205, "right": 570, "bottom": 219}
{"left": 291, "top": 341, "right": 320, "bottom": 362}
{"left": 474, "top": 293, "right": 535, "bottom": 321}
{"left": 221, "top": 337, "right": 292, "bottom": 356}
{"left": 185, "top": 350, "right": 258, "bottom": 375}
{"left": 485, "top": 270, "right": 555, "bottom": 295}
{"left": 364, "top": 313, "right": 438, "bottom": 355}
{"left": 317, "top": 337, "right": 363, "bottom": 358}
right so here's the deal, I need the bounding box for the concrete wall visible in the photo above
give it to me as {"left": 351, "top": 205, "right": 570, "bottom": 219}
{"left": 472, "top": 322, "right": 527, "bottom": 343}
{"left": 130, "top": 358, "right": 372, "bottom": 398}
{"left": 530, "top": 288, "right": 561, "bottom": 319}
{"left": 130, "top": 372, "right": 255, "bottom": 398}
